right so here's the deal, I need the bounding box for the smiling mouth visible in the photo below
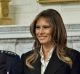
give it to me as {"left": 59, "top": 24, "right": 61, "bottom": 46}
{"left": 38, "top": 36, "right": 46, "bottom": 39}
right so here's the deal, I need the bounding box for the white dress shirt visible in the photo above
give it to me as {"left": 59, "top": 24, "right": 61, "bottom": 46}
{"left": 40, "top": 48, "right": 54, "bottom": 74}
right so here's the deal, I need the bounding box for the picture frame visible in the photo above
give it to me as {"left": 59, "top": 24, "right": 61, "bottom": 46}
{"left": 37, "top": 0, "right": 80, "bottom": 4}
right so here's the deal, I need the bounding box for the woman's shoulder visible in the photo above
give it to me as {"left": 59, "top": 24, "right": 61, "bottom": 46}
{"left": 21, "top": 50, "right": 34, "bottom": 60}
{"left": 65, "top": 47, "right": 80, "bottom": 53}
{"left": 22, "top": 50, "right": 33, "bottom": 56}
{"left": 65, "top": 47, "right": 80, "bottom": 59}
{"left": 65, "top": 47, "right": 80, "bottom": 72}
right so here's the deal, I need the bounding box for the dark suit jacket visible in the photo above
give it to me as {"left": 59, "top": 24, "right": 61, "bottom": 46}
{"left": 21, "top": 47, "right": 80, "bottom": 74}
{"left": 0, "top": 50, "right": 23, "bottom": 74}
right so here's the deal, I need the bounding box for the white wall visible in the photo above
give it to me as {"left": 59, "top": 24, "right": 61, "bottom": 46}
{"left": 9, "top": 0, "right": 80, "bottom": 25}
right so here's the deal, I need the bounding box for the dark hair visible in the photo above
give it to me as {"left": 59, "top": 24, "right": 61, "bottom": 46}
{"left": 26, "top": 9, "right": 72, "bottom": 69}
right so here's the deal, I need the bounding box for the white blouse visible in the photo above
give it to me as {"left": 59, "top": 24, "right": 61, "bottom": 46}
{"left": 40, "top": 48, "right": 54, "bottom": 74}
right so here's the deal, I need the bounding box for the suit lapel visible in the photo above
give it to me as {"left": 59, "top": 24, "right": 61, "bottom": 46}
{"left": 30, "top": 55, "right": 41, "bottom": 74}
{"left": 44, "top": 49, "right": 64, "bottom": 74}
{"left": 30, "top": 48, "right": 64, "bottom": 74}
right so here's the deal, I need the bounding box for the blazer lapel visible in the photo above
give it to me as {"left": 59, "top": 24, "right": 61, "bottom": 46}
{"left": 44, "top": 49, "right": 64, "bottom": 74}
{"left": 30, "top": 55, "right": 41, "bottom": 74}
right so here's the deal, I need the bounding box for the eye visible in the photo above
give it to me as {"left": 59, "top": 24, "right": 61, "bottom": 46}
{"left": 43, "top": 25, "right": 50, "bottom": 28}
{"left": 36, "top": 25, "right": 40, "bottom": 29}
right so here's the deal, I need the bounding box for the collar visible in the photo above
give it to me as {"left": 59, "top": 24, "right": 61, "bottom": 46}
{"left": 40, "top": 47, "right": 54, "bottom": 62}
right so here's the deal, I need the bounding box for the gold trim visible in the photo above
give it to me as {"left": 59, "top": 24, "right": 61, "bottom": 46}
{"left": 0, "top": 0, "right": 13, "bottom": 25}
{"left": 0, "top": 0, "right": 10, "bottom": 2}
{"left": 37, "top": 0, "right": 80, "bottom": 3}
{"left": 0, "top": 17, "right": 13, "bottom": 25}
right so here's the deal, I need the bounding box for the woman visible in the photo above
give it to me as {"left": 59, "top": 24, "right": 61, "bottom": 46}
{"left": 21, "top": 9, "right": 80, "bottom": 74}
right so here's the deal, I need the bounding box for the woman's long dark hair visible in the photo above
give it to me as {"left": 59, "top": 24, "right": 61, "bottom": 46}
{"left": 26, "top": 9, "right": 72, "bottom": 69}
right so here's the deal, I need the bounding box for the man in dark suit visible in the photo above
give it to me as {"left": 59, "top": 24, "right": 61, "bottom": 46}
{"left": 0, "top": 50, "right": 23, "bottom": 74}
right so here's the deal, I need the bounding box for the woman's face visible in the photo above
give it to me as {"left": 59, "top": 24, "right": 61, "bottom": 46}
{"left": 35, "top": 17, "right": 52, "bottom": 45}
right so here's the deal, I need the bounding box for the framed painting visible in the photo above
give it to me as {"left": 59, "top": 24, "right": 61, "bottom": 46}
{"left": 37, "top": 0, "right": 80, "bottom": 4}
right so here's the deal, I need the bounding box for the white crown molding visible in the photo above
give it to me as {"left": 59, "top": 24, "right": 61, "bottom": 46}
{"left": 0, "top": 24, "right": 80, "bottom": 39}
{"left": 66, "top": 24, "right": 80, "bottom": 37}
{"left": 0, "top": 25, "right": 32, "bottom": 39}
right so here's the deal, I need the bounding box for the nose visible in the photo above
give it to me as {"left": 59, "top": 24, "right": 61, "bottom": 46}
{"left": 39, "top": 28, "right": 44, "bottom": 34}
